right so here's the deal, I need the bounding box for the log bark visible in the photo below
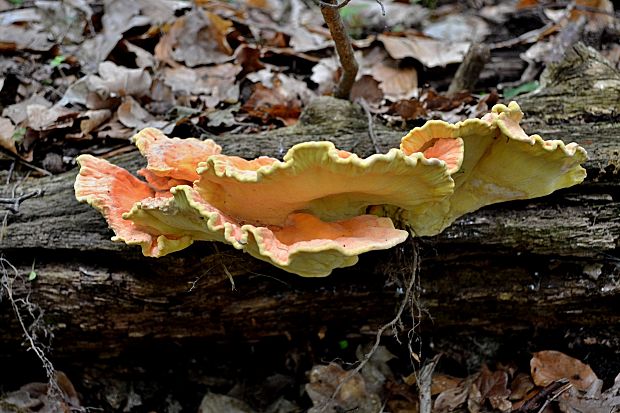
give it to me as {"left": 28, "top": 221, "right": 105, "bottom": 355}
{"left": 0, "top": 44, "right": 619, "bottom": 390}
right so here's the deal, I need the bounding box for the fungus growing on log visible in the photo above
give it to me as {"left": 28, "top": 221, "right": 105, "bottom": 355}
{"left": 194, "top": 141, "right": 454, "bottom": 225}
{"left": 74, "top": 102, "right": 587, "bottom": 276}
{"left": 133, "top": 127, "right": 222, "bottom": 190}
{"left": 401, "top": 102, "right": 588, "bottom": 236}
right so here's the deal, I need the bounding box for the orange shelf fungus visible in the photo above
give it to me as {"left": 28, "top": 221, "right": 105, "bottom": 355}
{"left": 401, "top": 101, "right": 587, "bottom": 236}
{"left": 133, "top": 127, "right": 222, "bottom": 190}
{"left": 74, "top": 135, "right": 412, "bottom": 277}
{"left": 74, "top": 101, "right": 587, "bottom": 276}
{"left": 194, "top": 141, "right": 454, "bottom": 226}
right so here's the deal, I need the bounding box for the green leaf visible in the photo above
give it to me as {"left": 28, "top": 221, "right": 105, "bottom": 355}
{"left": 50, "top": 55, "right": 66, "bottom": 68}
{"left": 12, "top": 127, "right": 26, "bottom": 143}
{"left": 338, "top": 340, "right": 349, "bottom": 350}
{"left": 503, "top": 81, "right": 539, "bottom": 99}
{"left": 28, "top": 271, "right": 37, "bottom": 281}
{"left": 8, "top": 0, "right": 24, "bottom": 5}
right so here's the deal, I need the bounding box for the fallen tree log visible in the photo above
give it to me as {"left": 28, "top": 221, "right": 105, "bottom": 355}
{"left": 0, "top": 43, "right": 619, "bottom": 400}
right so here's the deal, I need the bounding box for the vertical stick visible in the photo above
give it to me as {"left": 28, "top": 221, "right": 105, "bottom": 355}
{"left": 320, "top": 1, "right": 358, "bottom": 100}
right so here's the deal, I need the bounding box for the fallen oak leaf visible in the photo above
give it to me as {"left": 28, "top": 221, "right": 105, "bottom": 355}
{"left": 531, "top": 351, "right": 598, "bottom": 392}
{"left": 0, "top": 117, "right": 17, "bottom": 156}
{"left": 59, "top": 62, "right": 152, "bottom": 109}
{"left": 378, "top": 32, "right": 470, "bottom": 68}
{"left": 241, "top": 73, "right": 314, "bottom": 126}
{"left": 475, "top": 365, "right": 511, "bottom": 412}
{"left": 155, "top": 8, "right": 233, "bottom": 67}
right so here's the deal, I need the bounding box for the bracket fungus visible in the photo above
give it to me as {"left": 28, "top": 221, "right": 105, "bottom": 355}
{"left": 74, "top": 101, "right": 587, "bottom": 277}
{"left": 400, "top": 101, "right": 588, "bottom": 236}
{"left": 194, "top": 141, "right": 454, "bottom": 225}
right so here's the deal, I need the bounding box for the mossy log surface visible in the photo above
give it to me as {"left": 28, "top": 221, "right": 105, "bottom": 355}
{"left": 1, "top": 44, "right": 619, "bottom": 363}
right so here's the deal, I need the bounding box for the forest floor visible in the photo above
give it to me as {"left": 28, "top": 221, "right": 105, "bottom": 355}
{"left": 1, "top": 0, "right": 619, "bottom": 412}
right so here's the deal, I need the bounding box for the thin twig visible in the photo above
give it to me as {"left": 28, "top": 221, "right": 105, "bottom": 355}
{"left": 320, "top": 0, "right": 359, "bottom": 100}
{"left": 321, "top": 239, "right": 420, "bottom": 411}
{"left": 489, "top": 22, "right": 557, "bottom": 49}
{"left": 419, "top": 355, "right": 441, "bottom": 413}
{"left": 213, "top": 243, "right": 236, "bottom": 290}
{"left": 6, "top": 161, "right": 15, "bottom": 185}
{"left": 517, "top": 379, "right": 570, "bottom": 412}
{"left": 357, "top": 98, "right": 381, "bottom": 154}
{"left": 0, "top": 189, "right": 42, "bottom": 213}
{"left": 314, "top": 0, "right": 352, "bottom": 9}
{"left": 0, "top": 147, "right": 53, "bottom": 176}
{"left": 0, "top": 257, "right": 62, "bottom": 401}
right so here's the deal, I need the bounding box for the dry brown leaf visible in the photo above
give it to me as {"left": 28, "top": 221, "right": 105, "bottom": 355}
{"left": 163, "top": 64, "right": 240, "bottom": 107}
{"left": 0, "top": 371, "right": 80, "bottom": 413}
{"left": 371, "top": 60, "right": 418, "bottom": 101}
{"left": 571, "top": 0, "right": 615, "bottom": 32}
{"left": 475, "top": 365, "right": 511, "bottom": 412}
{"left": 350, "top": 75, "right": 383, "bottom": 106}
{"left": 94, "top": 118, "right": 133, "bottom": 139}
{"left": 387, "top": 399, "right": 419, "bottom": 413}
{"left": 75, "top": 0, "right": 147, "bottom": 70}
{"left": 0, "top": 116, "right": 16, "bottom": 155}
{"left": 235, "top": 45, "right": 266, "bottom": 77}
{"left": 79, "top": 109, "right": 112, "bottom": 135}
{"left": 59, "top": 62, "right": 152, "bottom": 109}
{"left": 198, "top": 392, "right": 255, "bottom": 413}
{"left": 356, "top": 345, "right": 395, "bottom": 395}
{"left": 431, "top": 373, "right": 462, "bottom": 395}
{"left": 117, "top": 96, "right": 171, "bottom": 133}
{"left": 434, "top": 377, "right": 472, "bottom": 412}
{"left": 306, "top": 363, "right": 381, "bottom": 413}
{"left": 510, "top": 372, "right": 535, "bottom": 401}
{"left": 289, "top": 25, "right": 331, "bottom": 53}
{"left": 423, "top": 89, "right": 474, "bottom": 112}
{"left": 242, "top": 83, "right": 301, "bottom": 126}
{"left": 340, "top": 0, "right": 429, "bottom": 30}
{"left": 2, "top": 95, "right": 51, "bottom": 125}
{"left": 26, "top": 104, "right": 79, "bottom": 131}
{"left": 123, "top": 41, "right": 156, "bottom": 68}
{"left": 423, "top": 14, "right": 490, "bottom": 43}
{"left": 558, "top": 375, "right": 620, "bottom": 413}
{"left": 0, "top": 7, "right": 41, "bottom": 25}
{"left": 310, "top": 56, "right": 340, "bottom": 95}
{"left": 36, "top": 0, "right": 92, "bottom": 44}
{"left": 155, "top": 8, "right": 233, "bottom": 67}
{"left": 389, "top": 100, "right": 428, "bottom": 120}
{"left": 467, "top": 382, "right": 483, "bottom": 413}
{"left": 531, "top": 350, "right": 598, "bottom": 391}
{"left": 378, "top": 33, "right": 470, "bottom": 68}
{"left": 242, "top": 72, "right": 314, "bottom": 125}
{"left": 0, "top": 25, "right": 54, "bottom": 52}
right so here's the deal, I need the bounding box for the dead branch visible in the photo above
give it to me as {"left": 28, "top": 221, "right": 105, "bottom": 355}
{"left": 320, "top": 0, "right": 358, "bottom": 100}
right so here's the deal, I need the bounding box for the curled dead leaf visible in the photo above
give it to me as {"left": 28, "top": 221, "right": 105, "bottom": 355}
{"left": 378, "top": 33, "right": 470, "bottom": 68}
{"left": 0, "top": 117, "right": 17, "bottom": 155}
{"left": 59, "top": 62, "right": 152, "bottom": 109}
{"left": 306, "top": 363, "right": 381, "bottom": 413}
{"left": 531, "top": 350, "right": 598, "bottom": 391}
{"left": 155, "top": 8, "right": 233, "bottom": 67}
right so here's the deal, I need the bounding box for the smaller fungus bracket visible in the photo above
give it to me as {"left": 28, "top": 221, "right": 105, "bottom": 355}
{"left": 132, "top": 127, "right": 222, "bottom": 182}
{"left": 74, "top": 155, "right": 158, "bottom": 251}
{"left": 241, "top": 213, "right": 409, "bottom": 277}
{"left": 402, "top": 102, "right": 588, "bottom": 236}
{"left": 124, "top": 186, "right": 409, "bottom": 277}
{"left": 194, "top": 141, "right": 455, "bottom": 226}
